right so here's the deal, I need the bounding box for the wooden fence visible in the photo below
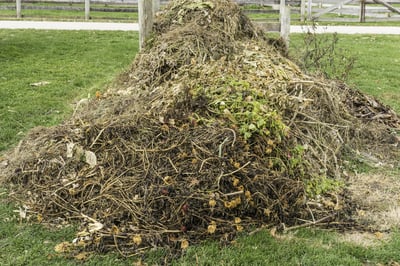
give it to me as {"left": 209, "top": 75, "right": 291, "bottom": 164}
{"left": 2, "top": 0, "right": 400, "bottom": 22}
{"left": 0, "top": 0, "right": 291, "bottom": 36}
{"left": 307, "top": 0, "right": 400, "bottom": 22}
{"left": 0, "top": 0, "right": 285, "bottom": 20}
{"left": 1, "top": 0, "right": 399, "bottom": 24}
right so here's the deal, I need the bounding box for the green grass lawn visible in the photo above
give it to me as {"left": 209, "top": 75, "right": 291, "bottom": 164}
{"left": 0, "top": 30, "right": 138, "bottom": 151}
{"left": 0, "top": 30, "right": 400, "bottom": 265}
{"left": 289, "top": 34, "right": 400, "bottom": 113}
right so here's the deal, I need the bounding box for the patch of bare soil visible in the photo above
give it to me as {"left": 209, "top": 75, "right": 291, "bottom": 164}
{"left": 349, "top": 172, "right": 400, "bottom": 232}
{"left": 336, "top": 170, "right": 400, "bottom": 248}
{"left": 340, "top": 231, "right": 390, "bottom": 247}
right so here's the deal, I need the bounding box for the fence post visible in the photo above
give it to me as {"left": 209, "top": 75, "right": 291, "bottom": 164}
{"left": 139, "top": 0, "right": 153, "bottom": 51}
{"left": 85, "top": 0, "right": 90, "bottom": 21}
{"left": 307, "top": 0, "right": 312, "bottom": 20}
{"left": 16, "top": 0, "right": 21, "bottom": 19}
{"left": 359, "top": 0, "right": 366, "bottom": 22}
{"left": 280, "top": 0, "right": 290, "bottom": 48}
{"left": 300, "top": 0, "right": 306, "bottom": 22}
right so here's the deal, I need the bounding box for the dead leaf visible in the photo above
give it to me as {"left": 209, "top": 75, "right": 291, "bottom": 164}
{"left": 180, "top": 239, "right": 189, "bottom": 249}
{"left": 232, "top": 177, "right": 240, "bottom": 186}
{"left": 54, "top": 241, "right": 72, "bottom": 253}
{"left": 236, "top": 225, "right": 244, "bottom": 232}
{"left": 66, "top": 142, "right": 75, "bottom": 158}
{"left": 374, "top": 231, "right": 384, "bottom": 239}
{"left": 37, "top": 214, "right": 43, "bottom": 223}
{"left": 81, "top": 213, "right": 103, "bottom": 233}
{"left": 270, "top": 227, "right": 277, "bottom": 238}
{"left": 207, "top": 221, "right": 217, "bottom": 234}
{"left": 209, "top": 199, "right": 216, "bottom": 208}
{"left": 14, "top": 205, "right": 28, "bottom": 220}
{"left": 264, "top": 208, "right": 271, "bottom": 217}
{"left": 74, "top": 252, "right": 91, "bottom": 261}
{"left": 95, "top": 91, "right": 102, "bottom": 99}
{"left": 132, "top": 235, "right": 142, "bottom": 246}
{"left": 111, "top": 225, "right": 120, "bottom": 235}
{"left": 30, "top": 81, "right": 50, "bottom": 87}
{"left": 85, "top": 150, "right": 97, "bottom": 168}
{"left": 133, "top": 258, "right": 147, "bottom": 266}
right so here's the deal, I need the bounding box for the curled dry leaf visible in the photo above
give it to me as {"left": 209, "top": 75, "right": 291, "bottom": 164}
{"left": 81, "top": 213, "right": 103, "bottom": 233}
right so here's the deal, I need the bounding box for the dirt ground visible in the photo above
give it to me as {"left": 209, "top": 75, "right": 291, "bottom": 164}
{"left": 341, "top": 170, "right": 400, "bottom": 246}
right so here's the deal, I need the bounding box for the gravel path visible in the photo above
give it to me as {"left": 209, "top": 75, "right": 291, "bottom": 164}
{"left": 1, "top": 20, "right": 400, "bottom": 34}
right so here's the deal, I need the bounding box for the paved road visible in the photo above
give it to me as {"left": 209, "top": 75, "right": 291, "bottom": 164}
{"left": 0, "top": 21, "right": 138, "bottom": 31}
{"left": 291, "top": 25, "right": 400, "bottom": 34}
{"left": 0, "top": 20, "right": 400, "bottom": 34}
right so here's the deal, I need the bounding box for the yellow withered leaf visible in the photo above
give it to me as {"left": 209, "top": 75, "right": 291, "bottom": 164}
{"left": 236, "top": 225, "right": 244, "bottom": 232}
{"left": 207, "top": 221, "right": 217, "bottom": 234}
{"left": 209, "top": 199, "right": 216, "bottom": 208}
{"left": 54, "top": 241, "right": 72, "bottom": 253}
{"left": 268, "top": 159, "right": 274, "bottom": 168}
{"left": 234, "top": 196, "right": 242, "bottom": 205}
{"left": 111, "top": 225, "right": 120, "bottom": 235}
{"left": 374, "top": 232, "right": 384, "bottom": 239}
{"left": 232, "top": 177, "right": 240, "bottom": 187}
{"left": 234, "top": 217, "right": 241, "bottom": 224}
{"left": 93, "top": 236, "right": 102, "bottom": 245}
{"left": 181, "top": 239, "right": 189, "bottom": 249}
{"left": 163, "top": 176, "right": 174, "bottom": 185}
{"left": 74, "top": 252, "right": 91, "bottom": 261}
{"left": 132, "top": 235, "right": 142, "bottom": 246}
{"left": 244, "top": 190, "right": 252, "bottom": 199}
{"left": 95, "top": 91, "right": 102, "bottom": 99}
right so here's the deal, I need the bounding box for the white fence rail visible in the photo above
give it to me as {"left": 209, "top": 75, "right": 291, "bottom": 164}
{"left": 306, "top": 0, "right": 400, "bottom": 21}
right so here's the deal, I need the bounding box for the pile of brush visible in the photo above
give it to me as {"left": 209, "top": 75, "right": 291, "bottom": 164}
{"left": 1, "top": 0, "right": 399, "bottom": 258}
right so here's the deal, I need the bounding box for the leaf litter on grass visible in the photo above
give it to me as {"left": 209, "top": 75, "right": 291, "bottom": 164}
{"left": 0, "top": 0, "right": 399, "bottom": 261}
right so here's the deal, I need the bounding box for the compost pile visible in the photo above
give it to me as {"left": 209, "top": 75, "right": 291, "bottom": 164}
{"left": 1, "top": 0, "right": 399, "bottom": 259}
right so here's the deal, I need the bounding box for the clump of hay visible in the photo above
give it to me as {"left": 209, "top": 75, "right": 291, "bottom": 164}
{"left": 1, "top": 0, "right": 399, "bottom": 259}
